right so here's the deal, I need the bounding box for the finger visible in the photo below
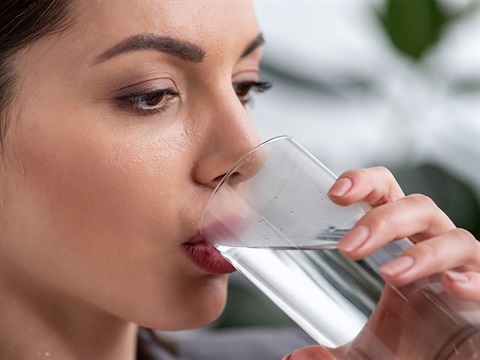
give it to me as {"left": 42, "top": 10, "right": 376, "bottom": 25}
{"left": 338, "top": 194, "right": 455, "bottom": 259}
{"left": 283, "top": 346, "right": 337, "bottom": 360}
{"left": 328, "top": 167, "right": 404, "bottom": 207}
{"left": 380, "top": 228, "right": 480, "bottom": 287}
{"left": 443, "top": 271, "right": 480, "bottom": 303}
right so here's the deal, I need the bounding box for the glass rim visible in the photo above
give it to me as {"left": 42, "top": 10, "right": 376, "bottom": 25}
{"left": 201, "top": 135, "right": 294, "bottom": 232}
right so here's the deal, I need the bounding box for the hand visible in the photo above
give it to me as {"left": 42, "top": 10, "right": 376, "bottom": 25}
{"left": 283, "top": 167, "right": 480, "bottom": 360}
{"left": 282, "top": 346, "right": 336, "bottom": 360}
{"left": 327, "top": 166, "right": 480, "bottom": 302}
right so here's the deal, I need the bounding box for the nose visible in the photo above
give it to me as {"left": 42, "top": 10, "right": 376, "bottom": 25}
{"left": 192, "top": 88, "right": 262, "bottom": 190}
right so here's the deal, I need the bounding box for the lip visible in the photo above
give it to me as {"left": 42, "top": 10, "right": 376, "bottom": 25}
{"left": 182, "top": 233, "right": 236, "bottom": 275}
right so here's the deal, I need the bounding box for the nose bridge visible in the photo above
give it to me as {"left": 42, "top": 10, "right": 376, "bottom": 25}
{"left": 193, "top": 88, "right": 262, "bottom": 188}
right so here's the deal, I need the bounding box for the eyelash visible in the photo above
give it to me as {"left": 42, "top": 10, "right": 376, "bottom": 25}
{"left": 116, "top": 79, "right": 272, "bottom": 116}
{"left": 116, "top": 88, "right": 181, "bottom": 116}
{"left": 233, "top": 79, "right": 272, "bottom": 105}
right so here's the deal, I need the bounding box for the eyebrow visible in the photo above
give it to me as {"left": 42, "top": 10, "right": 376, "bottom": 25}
{"left": 94, "top": 33, "right": 264, "bottom": 65}
{"left": 242, "top": 33, "right": 265, "bottom": 58}
{"left": 94, "top": 34, "right": 206, "bottom": 64}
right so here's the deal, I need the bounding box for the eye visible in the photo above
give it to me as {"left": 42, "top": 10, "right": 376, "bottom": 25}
{"left": 116, "top": 88, "right": 180, "bottom": 115}
{"left": 233, "top": 80, "right": 272, "bottom": 105}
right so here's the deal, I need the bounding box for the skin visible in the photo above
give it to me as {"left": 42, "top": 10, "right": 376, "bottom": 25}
{"left": 282, "top": 168, "right": 480, "bottom": 359}
{"left": 0, "top": 1, "right": 262, "bottom": 359}
{"left": 0, "top": 1, "right": 478, "bottom": 360}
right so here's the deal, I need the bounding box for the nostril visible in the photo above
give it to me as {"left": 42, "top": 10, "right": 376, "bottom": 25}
{"left": 211, "top": 171, "right": 240, "bottom": 189}
{"left": 212, "top": 174, "right": 226, "bottom": 188}
{"left": 193, "top": 128, "right": 262, "bottom": 190}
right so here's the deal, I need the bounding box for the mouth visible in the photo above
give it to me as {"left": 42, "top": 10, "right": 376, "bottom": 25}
{"left": 182, "top": 233, "right": 236, "bottom": 275}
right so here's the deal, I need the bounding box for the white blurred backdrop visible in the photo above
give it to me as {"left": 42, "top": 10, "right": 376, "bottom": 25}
{"left": 250, "top": 0, "right": 479, "bottom": 198}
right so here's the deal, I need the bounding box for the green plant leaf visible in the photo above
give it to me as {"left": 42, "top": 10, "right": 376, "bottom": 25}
{"left": 380, "top": 0, "right": 448, "bottom": 59}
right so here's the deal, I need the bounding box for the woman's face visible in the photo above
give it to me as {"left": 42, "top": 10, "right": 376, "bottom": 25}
{"left": 0, "top": 0, "right": 263, "bottom": 330}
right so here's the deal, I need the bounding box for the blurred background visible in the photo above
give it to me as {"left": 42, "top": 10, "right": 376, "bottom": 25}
{"left": 168, "top": 0, "right": 480, "bottom": 339}
{"left": 250, "top": 0, "right": 479, "bottom": 233}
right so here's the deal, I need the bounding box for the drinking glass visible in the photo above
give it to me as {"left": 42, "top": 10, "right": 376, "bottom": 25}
{"left": 201, "top": 136, "right": 479, "bottom": 359}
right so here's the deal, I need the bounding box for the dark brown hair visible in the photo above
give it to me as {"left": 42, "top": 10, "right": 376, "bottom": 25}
{"left": 0, "top": 0, "right": 74, "bottom": 146}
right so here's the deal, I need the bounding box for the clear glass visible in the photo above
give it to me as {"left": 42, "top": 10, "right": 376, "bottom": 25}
{"left": 201, "top": 136, "right": 480, "bottom": 358}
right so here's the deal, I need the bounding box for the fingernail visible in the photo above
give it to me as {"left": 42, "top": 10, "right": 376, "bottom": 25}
{"left": 381, "top": 255, "right": 415, "bottom": 277}
{"left": 445, "top": 270, "right": 469, "bottom": 283}
{"left": 328, "top": 178, "right": 352, "bottom": 197}
{"left": 338, "top": 225, "right": 369, "bottom": 253}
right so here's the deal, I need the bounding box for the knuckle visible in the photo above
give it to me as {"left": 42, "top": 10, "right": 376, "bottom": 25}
{"left": 404, "top": 194, "right": 455, "bottom": 232}
{"left": 452, "top": 228, "right": 478, "bottom": 249}
{"left": 374, "top": 166, "right": 404, "bottom": 202}
{"left": 407, "top": 193, "right": 437, "bottom": 210}
{"left": 449, "top": 228, "right": 480, "bottom": 268}
{"left": 373, "top": 166, "right": 397, "bottom": 187}
{"left": 374, "top": 166, "right": 393, "bottom": 179}
{"left": 367, "top": 207, "right": 392, "bottom": 231}
{"left": 406, "top": 240, "right": 438, "bottom": 261}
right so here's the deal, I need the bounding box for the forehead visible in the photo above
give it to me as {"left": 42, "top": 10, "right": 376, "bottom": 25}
{"left": 74, "top": 0, "right": 259, "bottom": 59}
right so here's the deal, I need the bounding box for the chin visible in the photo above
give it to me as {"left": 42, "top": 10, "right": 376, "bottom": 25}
{"left": 135, "top": 277, "right": 229, "bottom": 331}
{"left": 176, "top": 284, "right": 229, "bottom": 329}
{"left": 142, "top": 301, "right": 226, "bottom": 331}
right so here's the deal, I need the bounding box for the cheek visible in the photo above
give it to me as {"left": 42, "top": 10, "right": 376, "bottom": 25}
{"left": 9, "top": 72, "right": 188, "bottom": 238}
{"left": 2, "top": 105, "right": 225, "bottom": 328}
{"left": 17, "top": 117, "right": 177, "bottom": 242}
